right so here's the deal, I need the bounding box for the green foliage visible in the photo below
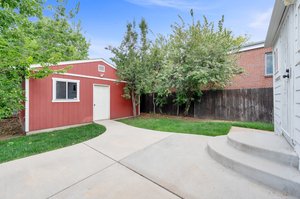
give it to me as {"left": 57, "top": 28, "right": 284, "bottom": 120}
{"left": 146, "top": 35, "right": 169, "bottom": 112}
{"left": 107, "top": 19, "right": 151, "bottom": 116}
{"left": 120, "top": 117, "right": 232, "bottom": 136}
{"left": 119, "top": 116, "right": 274, "bottom": 136}
{"left": 0, "top": 0, "right": 90, "bottom": 119}
{"left": 231, "top": 121, "right": 274, "bottom": 131}
{"left": 108, "top": 11, "right": 246, "bottom": 116}
{"left": 157, "top": 12, "right": 247, "bottom": 115}
{"left": 0, "top": 123, "right": 105, "bottom": 163}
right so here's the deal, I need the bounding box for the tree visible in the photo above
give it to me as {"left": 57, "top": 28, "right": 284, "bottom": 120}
{"left": 0, "top": 0, "right": 90, "bottom": 119}
{"left": 107, "top": 19, "right": 151, "bottom": 117}
{"left": 147, "top": 35, "right": 169, "bottom": 114}
{"left": 164, "top": 11, "right": 246, "bottom": 115}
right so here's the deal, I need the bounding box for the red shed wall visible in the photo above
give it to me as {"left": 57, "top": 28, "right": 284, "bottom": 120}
{"left": 28, "top": 61, "right": 133, "bottom": 132}
{"left": 51, "top": 61, "right": 118, "bottom": 80}
{"left": 225, "top": 47, "right": 273, "bottom": 89}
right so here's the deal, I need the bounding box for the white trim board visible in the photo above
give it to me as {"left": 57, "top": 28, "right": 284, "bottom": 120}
{"left": 25, "top": 79, "right": 29, "bottom": 132}
{"left": 239, "top": 42, "right": 265, "bottom": 52}
{"left": 62, "top": 73, "right": 126, "bottom": 83}
{"left": 30, "top": 58, "right": 116, "bottom": 70}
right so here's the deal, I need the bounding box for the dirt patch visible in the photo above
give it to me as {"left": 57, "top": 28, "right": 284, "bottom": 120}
{"left": 0, "top": 117, "right": 25, "bottom": 138}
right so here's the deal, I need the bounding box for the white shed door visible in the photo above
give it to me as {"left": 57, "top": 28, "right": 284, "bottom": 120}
{"left": 281, "top": 14, "right": 293, "bottom": 143}
{"left": 282, "top": 72, "right": 292, "bottom": 141}
{"left": 93, "top": 85, "right": 110, "bottom": 121}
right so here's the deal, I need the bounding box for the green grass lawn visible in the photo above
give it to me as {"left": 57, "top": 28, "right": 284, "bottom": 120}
{"left": 119, "top": 117, "right": 274, "bottom": 136}
{"left": 0, "top": 123, "right": 105, "bottom": 164}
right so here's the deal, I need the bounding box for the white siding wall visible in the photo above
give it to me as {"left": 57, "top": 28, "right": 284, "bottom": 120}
{"left": 294, "top": 0, "right": 300, "bottom": 150}
{"left": 274, "top": 1, "right": 300, "bottom": 156}
{"left": 273, "top": 74, "right": 282, "bottom": 135}
{"left": 273, "top": 10, "right": 291, "bottom": 136}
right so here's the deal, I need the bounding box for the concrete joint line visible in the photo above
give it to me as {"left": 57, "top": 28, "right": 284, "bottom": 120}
{"left": 118, "top": 162, "right": 184, "bottom": 199}
{"left": 118, "top": 133, "right": 176, "bottom": 163}
{"left": 83, "top": 142, "right": 118, "bottom": 162}
{"left": 47, "top": 162, "right": 117, "bottom": 198}
{"left": 83, "top": 133, "right": 175, "bottom": 163}
{"left": 83, "top": 134, "right": 182, "bottom": 198}
{"left": 116, "top": 134, "right": 184, "bottom": 199}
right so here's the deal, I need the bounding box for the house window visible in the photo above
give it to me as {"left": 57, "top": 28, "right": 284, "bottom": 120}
{"left": 265, "top": 52, "right": 273, "bottom": 76}
{"left": 53, "top": 78, "right": 80, "bottom": 102}
{"left": 98, "top": 65, "right": 105, "bottom": 72}
{"left": 274, "top": 49, "right": 279, "bottom": 72}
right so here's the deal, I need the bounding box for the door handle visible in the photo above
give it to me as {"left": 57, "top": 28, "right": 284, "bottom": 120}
{"left": 283, "top": 74, "right": 289, "bottom": 78}
{"left": 283, "top": 69, "right": 290, "bottom": 79}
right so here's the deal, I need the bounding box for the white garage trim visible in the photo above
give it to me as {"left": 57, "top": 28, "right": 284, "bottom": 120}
{"left": 30, "top": 58, "right": 116, "bottom": 70}
{"left": 63, "top": 73, "right": 126, "bottom": 83}
{"left": 25, "top": 79, "right": 29, "bottom": 132}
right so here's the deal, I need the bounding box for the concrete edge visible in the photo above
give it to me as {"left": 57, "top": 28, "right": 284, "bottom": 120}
{"left": 227, "top": 134, "right": 299, "bottom": 168}
{"left": 207, "top": 139, "right": 300, "bottom": 197}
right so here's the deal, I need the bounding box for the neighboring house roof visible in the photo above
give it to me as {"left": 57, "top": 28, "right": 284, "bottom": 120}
{"left": 239, "top": 41, "right": 265, "bottom": 52}
{"left": 265, "top": 0, "right": 290, "bottom": 47}
{"left": 30, "top": 58, "right": 116, "bottom": 69}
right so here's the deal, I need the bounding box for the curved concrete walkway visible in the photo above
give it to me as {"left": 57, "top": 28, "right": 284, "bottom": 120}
{"left": 0, "top": 120, "right": 295, "bottom": 199}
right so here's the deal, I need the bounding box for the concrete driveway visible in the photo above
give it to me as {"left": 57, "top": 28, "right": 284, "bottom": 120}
{"left": 0, "top": 120, "right": 294, "bottom": 199}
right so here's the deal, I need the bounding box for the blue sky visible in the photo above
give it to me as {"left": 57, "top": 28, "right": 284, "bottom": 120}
{"left": 56, "top": 0, "right": 275, "bottom": 60}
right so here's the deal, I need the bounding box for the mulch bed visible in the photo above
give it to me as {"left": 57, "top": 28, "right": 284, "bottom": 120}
{"left": 0, "top": 117, "right": 25, "bottom": 139}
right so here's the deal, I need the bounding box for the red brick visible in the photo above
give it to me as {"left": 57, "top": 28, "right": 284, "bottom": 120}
{"left": 226, "top": 47, "right": 273, "bottom": 89}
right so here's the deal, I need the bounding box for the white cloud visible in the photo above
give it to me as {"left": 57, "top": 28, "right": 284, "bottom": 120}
{"left": 126, "top": 0, "right": 216, "bottom": 11}
{"left": 244, "top": 8, "right": 273, "bottom": 41}
{"left": 249, "top": 8, "right": 272, "bottom": 29}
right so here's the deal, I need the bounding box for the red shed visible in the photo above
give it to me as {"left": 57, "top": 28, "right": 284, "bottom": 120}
{"left": 24, "top": 59, "right": 133, "bottom": 133}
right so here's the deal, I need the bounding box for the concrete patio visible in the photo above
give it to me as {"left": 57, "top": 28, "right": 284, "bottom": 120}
{"left": 0, "top": 120, "right": 296, "bottom": 199}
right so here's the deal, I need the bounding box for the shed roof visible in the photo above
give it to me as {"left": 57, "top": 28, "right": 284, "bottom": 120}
{"left": 30, "top": 58, "right": 116, "bottom": 69}
{"left": 239, "top": 41, "right": 265, "bottom": 52}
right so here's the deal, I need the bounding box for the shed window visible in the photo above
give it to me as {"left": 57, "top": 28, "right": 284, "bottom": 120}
{"left": 98, "top": 65, "right": 105, "bottom": 72}
{"left": 53, "top": 78, "right": 80, "bottom": 102}
{"left": 265, "top": 52, "right": 273, "bottom": 76}
{"left": 56, "top": 81, "right": 67, "bottom": 99}
{"left": 274, "top": 49, "right": 279, "bottom": 72}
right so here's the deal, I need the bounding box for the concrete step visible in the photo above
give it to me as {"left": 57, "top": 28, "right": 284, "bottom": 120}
{"left": 207, "top": 136, "right": 300, "bottom": 197}
{"left": 228, "top": 127, "right": 299, "bottom": 168}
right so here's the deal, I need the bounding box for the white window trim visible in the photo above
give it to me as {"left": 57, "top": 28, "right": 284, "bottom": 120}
{"left": 30, "top": 58, "right": 116, "bottom": 69}
{"left": 265, "top": 52, "right": 273, "bottom": 76}
{"left": 63, "top": 73, "right": 126, "bottom": 83}
{"left": 98, "top": 65, "right": 106, "bottom": 72}
{"left": 52, "top": 78, "right": 80, "bottom": 103}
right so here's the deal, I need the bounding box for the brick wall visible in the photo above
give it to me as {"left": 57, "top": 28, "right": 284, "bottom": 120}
{"left": 226, "top": 47, "right": 273, "bottom": 89}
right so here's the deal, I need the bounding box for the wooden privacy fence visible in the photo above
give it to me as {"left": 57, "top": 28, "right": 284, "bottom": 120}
{"left": 140, "top": 88, "right": 273, "bottom": 123}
